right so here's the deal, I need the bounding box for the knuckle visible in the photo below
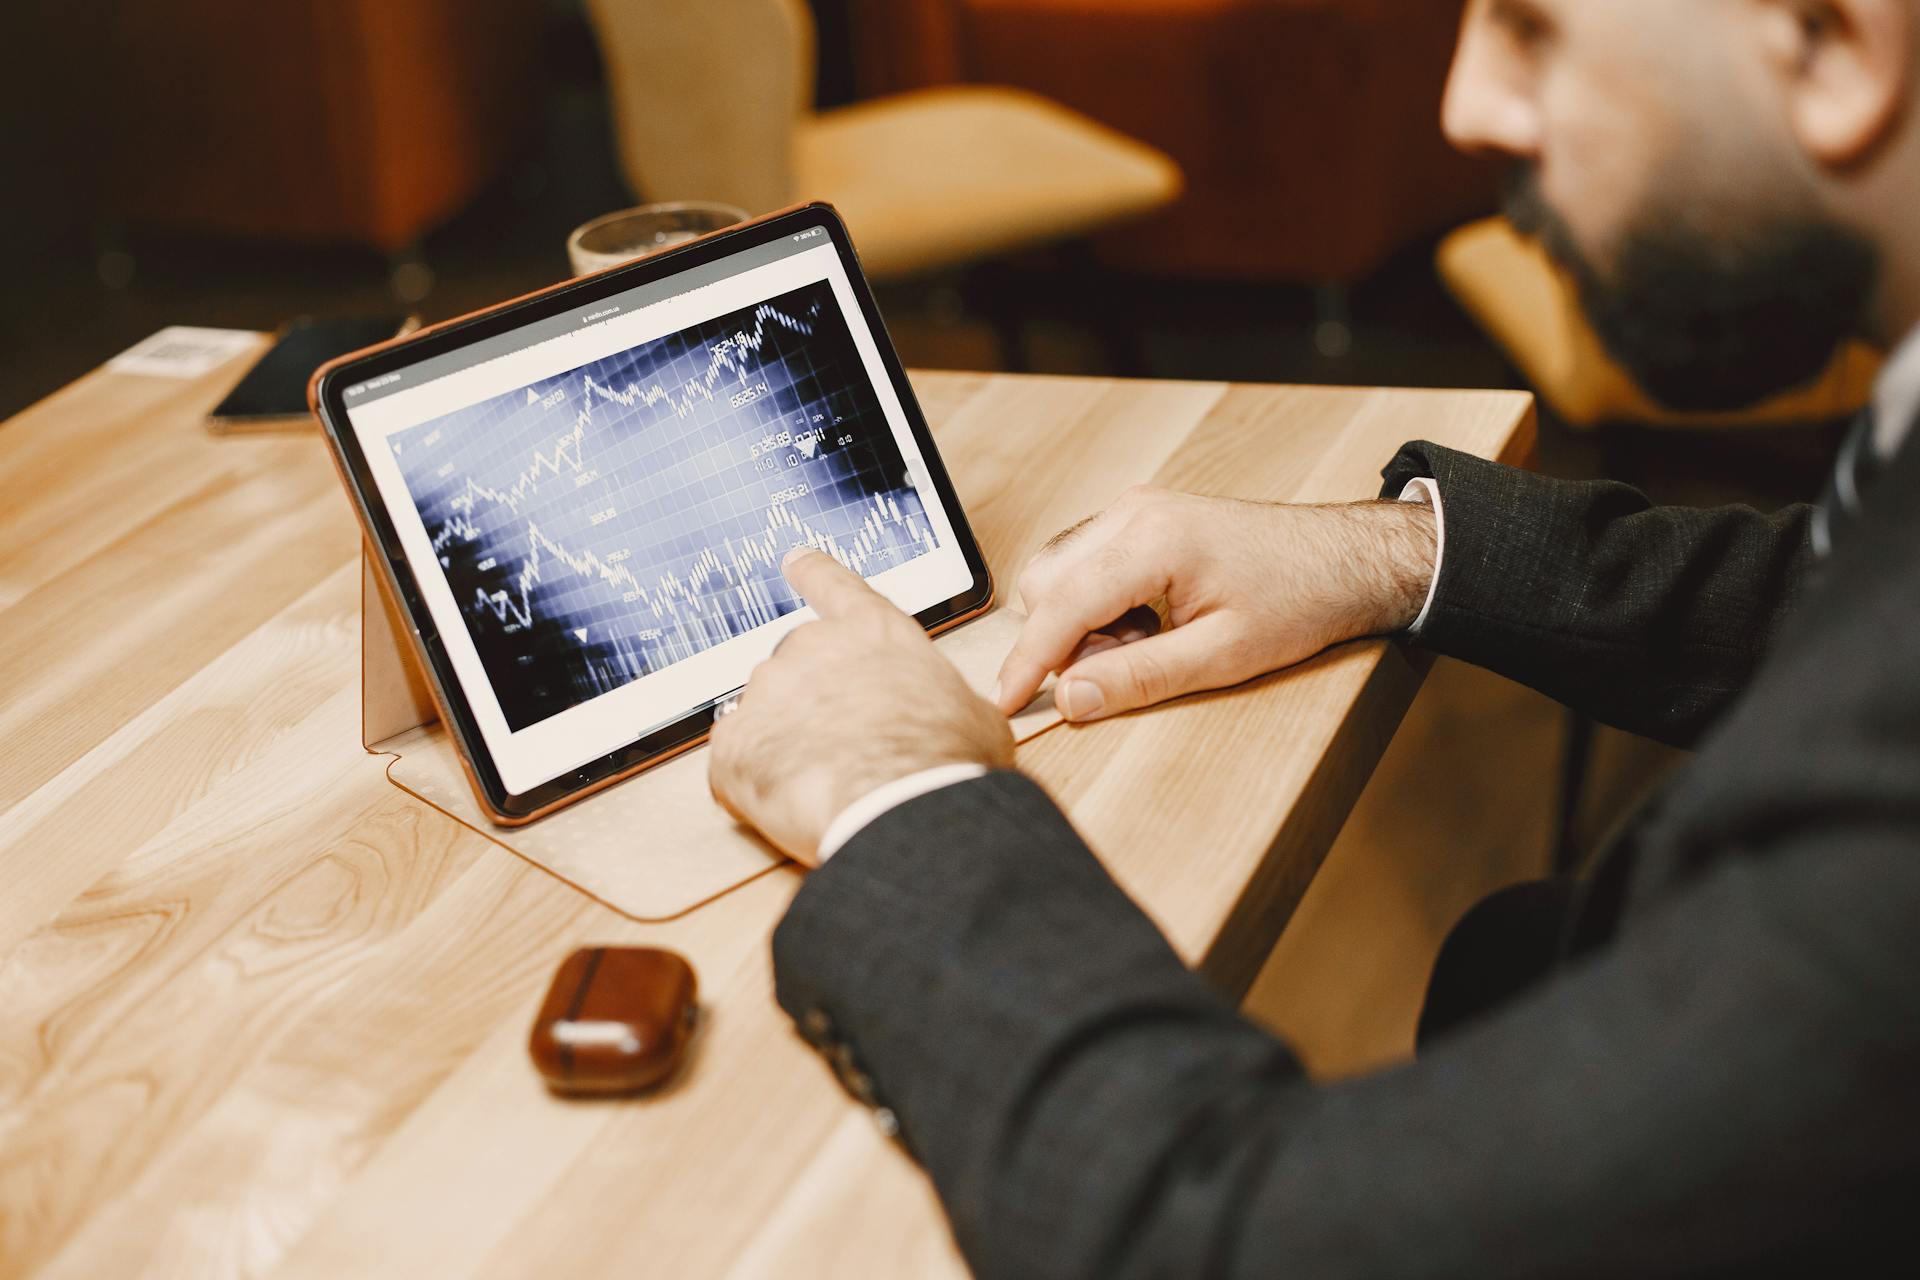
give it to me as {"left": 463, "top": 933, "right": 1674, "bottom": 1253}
{"left": 788, "top": 619, "right": 856, "bottom": 664}
{"left": 774, "top": 622, "right": 820, "bottom": 658}
{"left": 1126, "top": 498, "right": 1179, "bottom": 540}
{"left": 863, "top": 594, "right": 910, "bottom": 628}
{"left": 763, "top": 643, "right": 795, "bottom": 673}
{"left": 883, "top": 611, "right": 924, "bottom": 644}
{"left": 1017, "top": 558, "right": 1045, "bottom": 598}
{"left": 835, "top": 608, "right": 882, "bottom": 642}
{"left": 1089, "top": 537, "right": 1135, "bottom": 587}
{"left": 1017, "top": 562, "right": 1058, "bottom": 613}
{"left": 746, "top": 659, "right": 796, "bottom": 702}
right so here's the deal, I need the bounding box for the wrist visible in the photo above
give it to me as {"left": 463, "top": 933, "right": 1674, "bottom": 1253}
{"left": 808, "top": 716, "right": 1010, "bottom": 861}
{"left": 817, "top": 762, "right": 991, "bottom": 861}
{"left": 1315, "top": 500, "right": 1439, "bottom": 641}
{"left": 831, "top": 749, "right": 991, "bottom": 824}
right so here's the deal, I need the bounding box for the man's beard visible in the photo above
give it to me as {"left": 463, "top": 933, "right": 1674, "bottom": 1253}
{"left": 1503, "top": 164, "right": 1877, "bottom": 413}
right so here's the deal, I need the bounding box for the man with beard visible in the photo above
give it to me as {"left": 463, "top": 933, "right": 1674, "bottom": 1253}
{"left": 707, "top": 0, "right": 1920, "bottom": 1272}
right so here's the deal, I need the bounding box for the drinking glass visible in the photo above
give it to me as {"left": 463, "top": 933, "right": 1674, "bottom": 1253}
{"left": 565, "top": 201, "right": 749, "bottom": 277}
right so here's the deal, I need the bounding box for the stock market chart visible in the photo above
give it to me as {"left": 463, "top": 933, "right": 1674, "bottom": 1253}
{"left": 390, "top": 279, "right": 938, "bottom": 731}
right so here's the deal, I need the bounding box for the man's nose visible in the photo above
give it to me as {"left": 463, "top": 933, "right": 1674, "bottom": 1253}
{"left": 1441, "top": 15, "right": 1542, "bottom": 161}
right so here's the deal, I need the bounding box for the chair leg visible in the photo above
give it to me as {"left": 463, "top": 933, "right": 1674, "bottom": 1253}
{"left": 1085, "top": 286, "right": 1147, "bottom": 379}
{"left": 961, "top": 262, "right": 1033, "bottom": 373}
{"left": 1057, "top": 240, "right": 1147, "bottom": 378}
{"left": 992, "top": 310, "right": 1034, "bottom": 375}
{"left": 1553, "top": 709, "right": 1596, "bottom": 875}
{"left": 1312, "top": 281, "right": 1354, "bottom": 360}
{"left": 965, "top": 245, "right": 1149, "bottom": 377}
{"left": 387, "top": 244, "right": 436, "bottom": 306}
{"left": 92, "top": 218, "right": 136, "bottom": 291}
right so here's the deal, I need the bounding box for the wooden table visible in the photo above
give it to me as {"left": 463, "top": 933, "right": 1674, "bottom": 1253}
{"left": 0, "top": 342, "right": 1531, "bottom": 1279}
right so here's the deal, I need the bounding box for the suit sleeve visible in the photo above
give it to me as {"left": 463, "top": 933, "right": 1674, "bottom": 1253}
{"left": 1379, "top": 441, "right": 1814, "bottom": 746}
{"left": 772, "top": 771, "right": 1919, "bottom": 1279}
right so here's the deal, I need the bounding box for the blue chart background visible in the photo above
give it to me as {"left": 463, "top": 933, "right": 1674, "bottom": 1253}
{"left": 391, "top": 279, "right": 938, "bottom": 731}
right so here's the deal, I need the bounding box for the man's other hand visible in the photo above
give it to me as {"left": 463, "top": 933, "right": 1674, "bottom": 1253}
{"left": 709, "top": 547, "right": 1014, "bottom": 865}
{"left": 995, "top": 487, "right": 1438, "bottom": 722}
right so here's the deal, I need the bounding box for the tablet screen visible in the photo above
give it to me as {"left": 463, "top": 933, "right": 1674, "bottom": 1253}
{"left": 338, "top": 230, "right": 977, "bottom": 796}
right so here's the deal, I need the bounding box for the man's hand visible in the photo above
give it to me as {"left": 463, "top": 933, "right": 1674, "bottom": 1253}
{"left": 710, "top": 547, "right": 1014, "bottom": 865}
{"left": 995, "top": 486, "right": 1438, "bottom": 722}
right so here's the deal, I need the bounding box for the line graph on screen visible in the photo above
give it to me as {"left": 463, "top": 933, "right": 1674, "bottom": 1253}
{"left": 390, "top": 279, "right": 938, "bottom": 731}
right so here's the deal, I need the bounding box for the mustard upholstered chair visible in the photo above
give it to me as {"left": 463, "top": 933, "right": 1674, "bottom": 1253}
{"left": 1438, "top": 217, "right": 1879, "bottom": 429}
{"left": 583, "top": 0, "right": 1182, "bottom": 282}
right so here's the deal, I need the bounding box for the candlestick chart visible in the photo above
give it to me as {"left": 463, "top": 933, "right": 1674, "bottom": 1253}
{"left": 389, "top": 279, "right": 938, "bottom": 730}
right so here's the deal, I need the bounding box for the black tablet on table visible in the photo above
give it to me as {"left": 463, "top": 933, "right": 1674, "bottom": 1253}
{"left": 311, "top": 204, "right": 993, "bottom": 824}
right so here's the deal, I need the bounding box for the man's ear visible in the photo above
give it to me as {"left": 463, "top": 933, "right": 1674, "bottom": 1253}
{"left": 1760, "top": 0, "right": 1910, "bottom": 167}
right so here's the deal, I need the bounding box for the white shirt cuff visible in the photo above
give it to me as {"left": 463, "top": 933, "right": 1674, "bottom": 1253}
{"left": 1396, "top": 477, "right": 1445, "bottom": 635}
{"left": 815, "top": 763, "right": 991, "bottom": 861}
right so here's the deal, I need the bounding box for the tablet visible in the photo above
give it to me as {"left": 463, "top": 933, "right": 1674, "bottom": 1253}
{"left": 311, "top": 204, "right": 993, "bottom": 824}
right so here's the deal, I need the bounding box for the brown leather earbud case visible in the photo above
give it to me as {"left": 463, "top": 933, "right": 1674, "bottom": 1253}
{"left": 528, "top": 947, "right": 699, "bottom": 1095}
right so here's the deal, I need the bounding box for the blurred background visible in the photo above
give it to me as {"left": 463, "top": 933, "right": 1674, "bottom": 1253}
{"left": 1, "top": 0, "right": 1514, "bottom": 417}
{"left": 0, "top": 0, "right": 1869, "bottom": 1073}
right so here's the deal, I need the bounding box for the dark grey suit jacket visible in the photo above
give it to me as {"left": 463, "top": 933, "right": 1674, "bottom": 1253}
{"left": 770, "top": 434, "right": 1920, "bottom": 1278}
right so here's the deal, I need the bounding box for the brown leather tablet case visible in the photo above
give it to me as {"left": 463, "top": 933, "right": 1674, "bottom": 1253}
{"left": 360, "top": 550, "right": 1062, "bottom": 920}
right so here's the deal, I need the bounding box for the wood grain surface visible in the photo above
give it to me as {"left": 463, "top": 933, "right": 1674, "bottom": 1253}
{"left": 0, "top": 341, "right": 1531, "bottom": 1279}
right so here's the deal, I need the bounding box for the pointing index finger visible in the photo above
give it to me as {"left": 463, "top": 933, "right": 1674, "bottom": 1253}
{"left": 781, "top": 545, "right": 885, "bottom": 621}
